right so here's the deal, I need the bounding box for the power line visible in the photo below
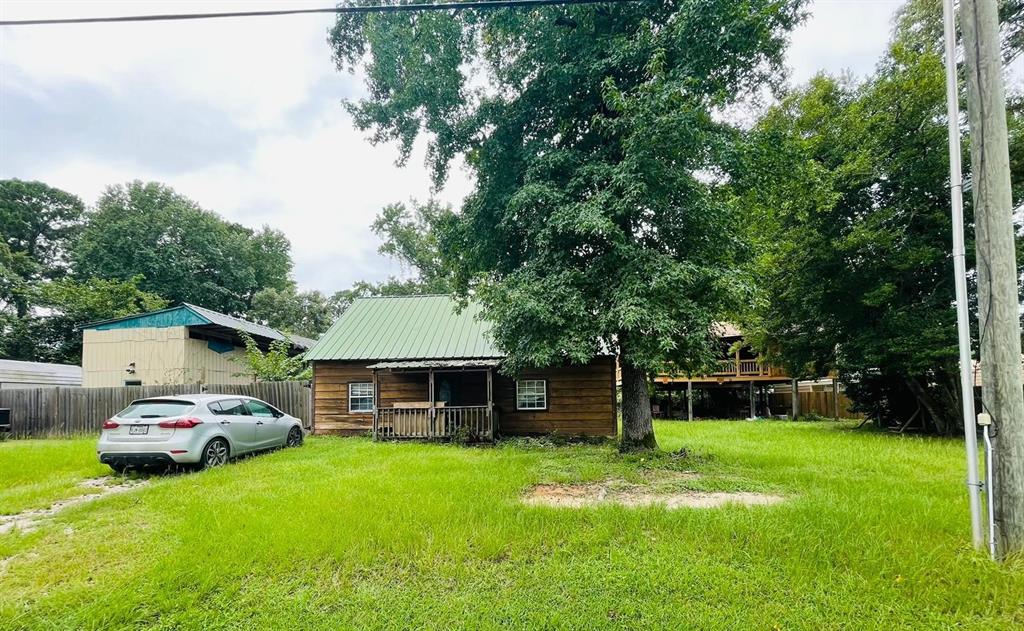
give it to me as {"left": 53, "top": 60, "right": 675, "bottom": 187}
{"left": 0, "top": 0, "right": 641, "bottom": 27}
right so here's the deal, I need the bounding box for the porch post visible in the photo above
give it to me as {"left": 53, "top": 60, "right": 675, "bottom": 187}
{"left": 486, "top": 368, "right": 494, "bottom": 438}
{"left": 687, "top": 379, "right": 693, "bottom": 421}
{"left": 748, "top": 380, "right": 756, "bottom": 420}
{"left": 372, "top": 369, "right": 378, "bottom": 440}
{"left": 428, "top": 369, "right": 435, "bottom": 437}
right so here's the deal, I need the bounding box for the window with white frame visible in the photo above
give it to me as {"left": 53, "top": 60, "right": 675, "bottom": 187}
{"left": 348, "top": 382, "right": 374, "bottom": 413}
{"left": 516, "top": 379, "right": 548, "bottom": 411}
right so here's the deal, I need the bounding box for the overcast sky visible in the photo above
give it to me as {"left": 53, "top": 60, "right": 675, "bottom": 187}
{"left": 1, "top": 0, "right": 906, "bottom": 294}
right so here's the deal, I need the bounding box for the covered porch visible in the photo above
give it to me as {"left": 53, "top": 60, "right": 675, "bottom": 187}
{"left": 369, "top": 359, "right": 499, "bottom": 441}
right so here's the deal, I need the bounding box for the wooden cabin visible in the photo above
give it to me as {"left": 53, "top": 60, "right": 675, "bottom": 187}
{"left": 305, "top": 295, "right": 616, "bottom": 440}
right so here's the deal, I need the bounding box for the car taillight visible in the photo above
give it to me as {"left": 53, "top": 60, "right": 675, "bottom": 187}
{"left": 102, "top": 420, "right": 119, "bottom": 429}
{"left": 158, "top": 417, "right": 203, "bottom": 429}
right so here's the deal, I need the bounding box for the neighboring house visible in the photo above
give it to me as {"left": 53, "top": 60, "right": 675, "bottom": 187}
{"left": 0, "top": 359, "right": 82, "bottom": 389}
{"left": 80, "top": 303, "right": 313, "bottom": 388}
{"left": 304, "top": 295, "right": 616, "bottom": 440}
{"left": 650, "top": 323, "right": 792, "bottom": 419}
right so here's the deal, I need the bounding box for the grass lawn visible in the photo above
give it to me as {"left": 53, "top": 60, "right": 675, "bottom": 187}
{"left": 0, "top": 421, "right": 1021, "bottom": 629}
{"left": 0, "top": 438, "right": 109, "bottom": 515}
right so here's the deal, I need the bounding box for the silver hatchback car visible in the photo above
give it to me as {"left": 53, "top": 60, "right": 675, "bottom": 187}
{"left": 97, "top": 394, "right": 305, "bottom": 472}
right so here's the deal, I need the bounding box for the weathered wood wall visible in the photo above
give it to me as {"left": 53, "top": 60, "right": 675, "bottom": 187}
{"left": 311, "top": 362, "right": 374, "bottom": 435}
{"left": 0, "top": 381, "right": 311, "bottom": 439}
{"left": 378, "top": 372, "right": 429, "bottom": 409}
{"left": 495, "top": 357, "right": 617, "bottom": 436}
{"left": 312, "top": 358, "right": 617, "bottom": 437}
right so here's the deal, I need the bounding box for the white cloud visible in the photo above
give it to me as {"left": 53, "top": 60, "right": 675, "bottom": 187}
{"left": 38, "top": 103, "right": 474, "bottom": 292}
{"left": 1, "top": 1, "right": 337, "bottom": 127}
{"left": 0, "top": 0, "right": 909, "bottom": 294}
{"left": 787, "top": 0, "right": 903, "bottom": 83}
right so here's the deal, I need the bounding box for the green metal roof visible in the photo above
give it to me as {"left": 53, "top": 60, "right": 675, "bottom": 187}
{"left": 305, "top": 295, "right": 502, "bottom": 361}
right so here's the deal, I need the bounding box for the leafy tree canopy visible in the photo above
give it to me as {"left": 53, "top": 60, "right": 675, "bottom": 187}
{"left": 250, "top": 286, "right": 347, "bottom": 339}
{"left": 233, "top": 332, "right": 311, "bottom": 382}
{"left": 730, "top": 1, "right": 1024, "bottom": 433}
{"left": 372, "top": 199, "right": 455, "bottom": 294}
{"left": 73, "top": 181, "right": 293, "bottom": 316}
{"left": 331, "top": 0, "right": 808, "bottom": 449}
{"left": 0, "top": 179, "right": 84, "bottom": 315}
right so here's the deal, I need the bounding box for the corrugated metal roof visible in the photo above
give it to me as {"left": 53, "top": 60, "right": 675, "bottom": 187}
{"left": 82, "top": 303, "right": 313, "bottom": 349}
{"left": 305, "top": 295, "right": 502, "bottom": 361}
{"left": 183, "top": 304, "right": 315, "bottom": 349}
{"left": 0, "top": 359, "right": 82, "bottom": 386}
{"left": 367, "top": 359, "right": 503, "bottom": 370}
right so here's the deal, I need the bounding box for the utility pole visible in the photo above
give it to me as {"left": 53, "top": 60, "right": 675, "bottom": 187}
{"left": 961, "top": 0, "right": 1024, "bottom": 559}
{"left": 941, "top": 0, "right": 984, "bottom": 552}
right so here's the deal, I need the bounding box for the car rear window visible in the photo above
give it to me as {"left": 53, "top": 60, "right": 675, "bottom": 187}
{"left": 117, "top": 400, "right": 195, "bottom": 419}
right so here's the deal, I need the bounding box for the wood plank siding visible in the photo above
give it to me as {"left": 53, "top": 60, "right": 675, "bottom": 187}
{"left": 312, "top": 361, "right": 375, "bottom": 435}
{"left": 495, "top": 357, "right": 616, "bottom": 436}
{"left": 312, "top": 356, "right": 616, "bottom": 437}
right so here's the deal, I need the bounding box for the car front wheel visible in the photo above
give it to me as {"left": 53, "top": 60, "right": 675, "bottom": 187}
{"left": 286, "top": 426, "right": 303, "bottom": 448}
{"left": 196, "top": 438, "right": 229, "bottom": 470}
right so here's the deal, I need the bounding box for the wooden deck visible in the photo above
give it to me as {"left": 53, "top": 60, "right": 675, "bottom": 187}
{"left": 655, "top": 357, "right": 789, "bottom": 384}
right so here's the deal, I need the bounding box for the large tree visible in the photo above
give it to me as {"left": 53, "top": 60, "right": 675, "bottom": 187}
{"left": 372, "top": 199, "right": 455, "bottom": 294}
{"left": 331, "top": 0, "right": 807, "bottom": 450}
{"left": 73, "top": 181, "right": 293, "bottom": 315}
{"left": 249, "top": 286, "right": 345, "bottom": 339}
{"left": 730, "top": 1, "right": 1024, "bottom": 433}
{"left": 0, "top": 179, "right": 84, "bottom": 316}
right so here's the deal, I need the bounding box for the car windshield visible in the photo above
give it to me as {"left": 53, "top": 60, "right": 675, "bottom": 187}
{"left": 116, "top": 400, "right": 195, "bottom": 419}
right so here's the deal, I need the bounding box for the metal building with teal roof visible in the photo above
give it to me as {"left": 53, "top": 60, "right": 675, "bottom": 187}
{"left": 80, "top": 303, "right": 313, "bottom": 388}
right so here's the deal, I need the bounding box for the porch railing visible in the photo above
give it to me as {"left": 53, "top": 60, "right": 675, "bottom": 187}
{"left": 710, "top": 359, "right": 778, "bottom": 377}
{"left": 374, "top": 405, "right": 495, "bottom": 441}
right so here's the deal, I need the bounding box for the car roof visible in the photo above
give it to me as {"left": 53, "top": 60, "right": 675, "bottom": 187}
{"left": 130, "top": 393, "right": 261, "bottom": 404}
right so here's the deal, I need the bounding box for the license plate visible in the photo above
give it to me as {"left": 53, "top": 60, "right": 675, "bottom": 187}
{"left": 129, "top": 425, "right": 149, "bottom": 435}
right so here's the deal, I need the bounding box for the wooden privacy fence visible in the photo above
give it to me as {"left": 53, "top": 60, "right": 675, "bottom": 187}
{"left": 768, "top": 384, "right": 865, "bottom": 420}
{"left": 0, "top": 381, "right": 312, "bottom": 438}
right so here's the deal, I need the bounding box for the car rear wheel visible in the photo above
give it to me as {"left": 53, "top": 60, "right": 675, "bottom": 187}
{"left": 196, "top": 438, "right": 229, "bottom": 470}
{"left": 286, "top": 426, "right": 303, "bottom": 448}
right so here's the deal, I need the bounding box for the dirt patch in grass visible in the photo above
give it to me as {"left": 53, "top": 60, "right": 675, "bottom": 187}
{"left": 0, "top": 477, "right": 148, "bottom": 535}
{"left": 522, "top": 478, "right": 784, "bottom": 509}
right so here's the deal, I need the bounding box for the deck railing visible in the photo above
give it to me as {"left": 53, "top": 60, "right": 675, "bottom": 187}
{"left": 710, "top": 358, "right": 777, "bottom": 377}
{"left": 374, "top": 405, "right": 495, "bottom": 441}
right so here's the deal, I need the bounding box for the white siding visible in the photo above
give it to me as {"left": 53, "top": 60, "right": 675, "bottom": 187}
{"left": 81, "top": 327, "right": 254, "bottom": 387}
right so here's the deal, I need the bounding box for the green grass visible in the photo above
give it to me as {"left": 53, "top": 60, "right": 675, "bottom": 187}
{"left": 0, "top": 437, "right": 109, "bottom": 515}
{"left": 0, "top": 421, "right": 1021, "bottom": 629}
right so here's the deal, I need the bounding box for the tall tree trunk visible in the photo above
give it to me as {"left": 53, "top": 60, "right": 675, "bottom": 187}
{"left": 619, "top": 332, "right": 657, "bottom": 452}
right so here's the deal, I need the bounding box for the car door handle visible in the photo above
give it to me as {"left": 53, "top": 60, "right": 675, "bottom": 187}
{"left": 220, "top": 420, "right": 231, "bottom": 425}
{"left": 256, "top": 420, "right": 264, "bottom": 425}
